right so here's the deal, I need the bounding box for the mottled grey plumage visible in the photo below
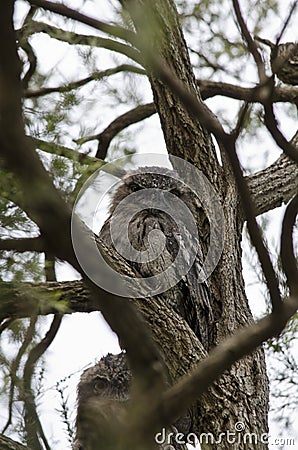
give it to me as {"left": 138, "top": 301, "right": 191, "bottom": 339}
{"left": 271, "top": 42, "right": 298, "bottom": 85}
{"left": 73, "top": 353, "right": 131, "bottom": 450}
{"left": 74, "top": 353, "right": 190, "bottom": 450}
{"left": 100, "top": 166, "right": 214, "bottom": 350}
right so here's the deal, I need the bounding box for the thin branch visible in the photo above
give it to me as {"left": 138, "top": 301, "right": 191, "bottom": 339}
{"left": 263, "top": 101, "right": 298, "bottom": 164}
{"left": 25, "top": 64, "right": 145, "bottom": 98}
{"left": 28, "top": 0, "right": 137, "bottom": 44}
{"left": 0, "top": 237, "right": 45, "bottom": 253}
{"left": 233, "top": 0, "right": 298, "bottom": 163}
{"left": 2, "top": 316, "right": 37, "bottom": 434}
{"left": 22, "top": 21, "right": 143, "bottom": 65}
{"left": 222, "top": 135, "right": 283, "bottom": 312}
{"left": 23, "top": 314, "right": 62, "bottom": 450}
{"left": 18, "top": 7, "right": 39, "bottom": 88}
{"left": 275, "top": 0, "right": 298, "bottom": 46}
{"left": 280, "top": 194, "right": 298, "bottom": 298}
{"left": 20, "top": 39, "right": 37, "bottom": 90}
{"left": 30, "top": 136, "right": 100, "bottom": 165}
{"left": 232, "top": 0, "right": 266, "bottom": 82}
{"left": 231, "top": 101, "right": 250, "bottom": 140}
{"left": 75, "top": 103, "right": 156, "bottom": 159}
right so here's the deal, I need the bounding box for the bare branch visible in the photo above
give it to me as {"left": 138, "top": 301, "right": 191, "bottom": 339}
{"left": 25, "top": 64, "right": 145, "bottom": 98}
{"left": 281, "top": 194, "right": 298, "bottom": 298}
{"left": 0, "top": 434, "right": 30, "bottom": 450}
{"left": 263, "top": 101, "right": 298, "bottom": 164}
{"left": 275, "top": 1, "right": 298, "bottom": 46}
{"left": 247, "top": 131, "right": 298, "bottom": 216}
{"left": 30, "top": 136, "right": 100, "bottom": 165}
{"left": 75, "top": 103, "right": 156, "bottom": 159}
{"left": 233, "top": 1, "right": 298, "bottom": 163}
{"left": 231, "top": 101, "right": 250, "bottom": 140}
{"left": 28, "top": 0, "right": 136, "bottom": 44}
{"left": 2, "top": 317, "right": 37, "bottom": 434}
{"left": 22, "top": 21, "right": 143, "bottom": 65}
{"left": 198, "top": 79, "right": 298, "bottom": 104}
{"left": 20, "top": 39, "right": 37, "bottom": 90}
{"left": 232, "top": 0, "right": 266, "bottom": 82}
{"left": 23, "top": 314, "right": 62, "bottom": 450}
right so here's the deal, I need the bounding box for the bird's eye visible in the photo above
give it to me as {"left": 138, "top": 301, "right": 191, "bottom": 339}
{"left": 170, "top": 188, "right": 180, "bottom": 196}
{"left": 130, "top": 182, "right": 140, "bottom": 192}
{"left": 93, "top": 377, "right": 108, "bottom": 392}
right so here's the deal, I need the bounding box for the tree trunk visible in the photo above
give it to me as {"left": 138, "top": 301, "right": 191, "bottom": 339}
{"left": 121, "top": 0, "right": 269, "bottom": 448}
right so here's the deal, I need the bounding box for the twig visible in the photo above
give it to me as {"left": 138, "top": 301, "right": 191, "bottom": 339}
{"left": 263, "top": 102, "right": 298, "bottom": 163}
{"left": 231, "top": 101, "right": 250, "bottom": 139}
{"left": 275, "top": 0, "right": 298, "bottom": 46}
{"left": 280, "top": 194, "right": 298, "bottom": 298}
{"left": 232, "top": 0, "right": 266, "bottom": 82}
{"left": 20, "top": 39, "right": 37, "bottom": 90}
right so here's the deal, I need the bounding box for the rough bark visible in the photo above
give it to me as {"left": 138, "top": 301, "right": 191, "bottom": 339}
{"left": 120, "top": 0, "right": 269, "bottom": 448}
{"left": 247, "top": 131, "right": 298, "bottom": 216}
{"left": 0, "top": 435, "right": 30, "bottom": 450}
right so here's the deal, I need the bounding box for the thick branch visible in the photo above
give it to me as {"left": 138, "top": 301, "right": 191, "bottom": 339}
{"left": 198, "top": 79, "right": 298, "bottom": 104}
{"left": 0, "top": 280, "right": 95, "bottom": 319}
{"left": 0, "top": 237, "right": 45, "bottom": 253}
{"left": 247, "top": 131, "right": 298, "bottom": 216}
{"left": 0, "top": 435, "right": 30, "bottom": 450}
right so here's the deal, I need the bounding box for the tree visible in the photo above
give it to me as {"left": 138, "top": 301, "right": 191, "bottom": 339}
{"left": 0, "top": 0, "right": 297, "bottom": 449}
